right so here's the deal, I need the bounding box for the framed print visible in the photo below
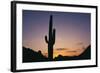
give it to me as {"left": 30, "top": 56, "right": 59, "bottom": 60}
{"left": 11, "top": 1, "right": 98, "bottom": 72}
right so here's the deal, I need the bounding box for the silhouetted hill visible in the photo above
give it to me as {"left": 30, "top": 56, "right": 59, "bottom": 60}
{"left": 54, "top": 55, "right": 79, "bottom": 61}
{"left": 23, "top": 45, "right": 91, "bottom": 62}
{"left": 23, "top": 47, "right": 47, "bottom": 62}
{"left": 79, "top": 45, "right": 91, "bottom": 59}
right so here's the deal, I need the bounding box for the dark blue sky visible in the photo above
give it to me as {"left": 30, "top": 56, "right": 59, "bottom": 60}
{"left": 22, "top": 10, "right": 91, "bottom": 53}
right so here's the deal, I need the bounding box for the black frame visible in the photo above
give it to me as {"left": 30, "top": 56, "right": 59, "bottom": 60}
{"left": 11, "top": 1, "right": 98, "bottom": 72}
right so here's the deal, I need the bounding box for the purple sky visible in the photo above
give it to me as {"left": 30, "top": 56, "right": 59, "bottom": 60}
{"left": 22, "top": 10, "right": 91, "bottom": 54}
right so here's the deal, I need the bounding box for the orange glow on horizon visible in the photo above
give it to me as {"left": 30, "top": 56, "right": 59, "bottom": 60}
{"left": 43, "top": 48, "right": 84, "bottom": 58}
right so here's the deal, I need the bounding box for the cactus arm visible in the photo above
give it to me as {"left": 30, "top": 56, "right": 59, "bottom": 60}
{"left": 45, "top": 35, "right": 48, "bottom": 43}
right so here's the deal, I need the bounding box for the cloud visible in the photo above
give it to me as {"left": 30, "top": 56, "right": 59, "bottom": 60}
{"left": 76, "top": 42, "right": 83, "bottom": 45}
{"left": 55, "top": 48, "right": 68, "bottom": 51}
{"left": 67, "top": 51, "right": 77, "bottom": 53}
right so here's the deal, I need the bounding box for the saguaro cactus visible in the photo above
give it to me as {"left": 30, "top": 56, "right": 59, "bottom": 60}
{"left": 45, "top": 15, "right": 56, "bottom": 60}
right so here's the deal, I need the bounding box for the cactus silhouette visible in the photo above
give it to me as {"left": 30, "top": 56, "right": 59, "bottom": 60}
{"left": 45, "top": 15, "right": 56, "bottom": 60}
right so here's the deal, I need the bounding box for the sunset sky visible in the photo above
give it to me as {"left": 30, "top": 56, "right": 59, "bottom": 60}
{"left": 22, "top": 10, "right": 91, "bottom": 58}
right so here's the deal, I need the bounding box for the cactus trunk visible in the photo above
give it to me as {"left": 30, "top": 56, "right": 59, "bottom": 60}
{"left": 45, "top": 15, "right": 56, "bottom": 60}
